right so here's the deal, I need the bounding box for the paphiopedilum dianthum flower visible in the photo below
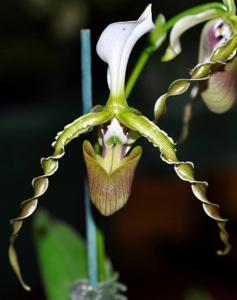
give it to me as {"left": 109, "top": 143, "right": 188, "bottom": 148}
{"left": 154, "top": 0, "right": 237, "bottom": 140}
{"left": 9, "top": 4, "right": 231, "bottom": 291}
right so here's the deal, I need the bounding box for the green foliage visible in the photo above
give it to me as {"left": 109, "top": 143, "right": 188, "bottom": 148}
{"left": 33, "top": 210, "right": 88, "bottom": 300}
{"left": 33, "top": 210, "right": 126, "bottom": 300}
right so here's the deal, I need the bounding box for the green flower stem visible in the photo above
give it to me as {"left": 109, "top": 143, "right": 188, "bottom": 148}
{"left": 163, "top": 2, "right": 226, "bottom": 31}
{"left": 125, "top": 2, "right": 227, "bottom": 98}
{"left": 125, "top": 46, "right": 155, "bottom": 98}
{"left": 97, "top": 227, "right": 106, "bottom": 282}
{"left": 81, "top": 29, "right": 98, "bottom": 286}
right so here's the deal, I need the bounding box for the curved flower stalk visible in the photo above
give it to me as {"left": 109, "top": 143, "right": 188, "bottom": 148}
{"left": 10, "top": 4, "right": 231, "bottom": 291}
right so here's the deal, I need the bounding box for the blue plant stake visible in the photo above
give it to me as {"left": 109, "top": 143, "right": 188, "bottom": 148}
{"left": 80, "top": 29, "right": 98, "bottom": 287}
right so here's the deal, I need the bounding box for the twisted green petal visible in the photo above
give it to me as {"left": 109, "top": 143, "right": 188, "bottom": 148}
{"left": 9, "top": 110, "right": 113, "bottom": 291}
{"left": 118, "top": 112, "right": 231, "bottom": 255}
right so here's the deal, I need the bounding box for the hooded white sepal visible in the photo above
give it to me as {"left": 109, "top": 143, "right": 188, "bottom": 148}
{"left": 96, "top": 4, "right": 154, "bottom": 97}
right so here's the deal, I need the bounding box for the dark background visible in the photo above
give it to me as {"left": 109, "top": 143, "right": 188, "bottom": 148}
{"left": 1, "top": 0, "right": 237, "bottom": 299}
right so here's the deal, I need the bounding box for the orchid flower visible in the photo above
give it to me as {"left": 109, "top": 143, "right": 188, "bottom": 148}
{"left": 10, "top": 4, "right": 231, "bottom": 291}
{"left": 154, "top": 0, "right": 237, "bottom": 141}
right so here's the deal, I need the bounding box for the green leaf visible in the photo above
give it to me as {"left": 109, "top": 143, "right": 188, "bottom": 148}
{"left": 33, "top": 210, "right": 88, "bottom": 300}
